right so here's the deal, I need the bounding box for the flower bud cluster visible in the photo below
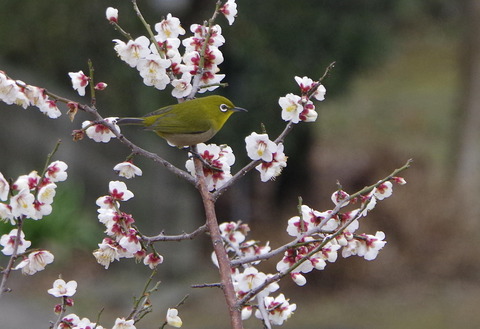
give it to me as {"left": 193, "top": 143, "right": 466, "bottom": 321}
{"left": 278, "top": 179, "right": 404, "bottom": 286}
{"left": 93, "top": 176, "right": 162, "bottom": 270}
{"left": 245, "top": 133, "right": 287, "bottom": 182}
{"left": 106, "top": 1, "right": 237, "bottom": 99}
{"left": 0, "top": 161, "right": 68, "bottom": 275}
{"left": 185, "top": 143, "right": 235, "bottom": 191}
{"left": 279, "top": 76, "right": 327, "bottom": 124}
{"left": 47, "top": 276, "right": 144, "bottom": 329}
{"left": 0, "top": 70, "right": 61, "bottom": 118}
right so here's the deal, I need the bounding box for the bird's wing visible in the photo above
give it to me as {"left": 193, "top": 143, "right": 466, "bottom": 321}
{"left": 143, "top": 107, "right": 212, "bottom": 134}
{"left": 142, "top": 105, "right": 174, "bottom": 117}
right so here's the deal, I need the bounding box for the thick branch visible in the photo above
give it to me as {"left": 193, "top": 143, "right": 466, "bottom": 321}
{"left": 192, "top": 147, "right": 243, "bottom": 329}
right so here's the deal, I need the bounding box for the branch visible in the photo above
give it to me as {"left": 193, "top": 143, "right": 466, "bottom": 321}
{"left": 49, "top": 296, "right": 70, "bottom": 329}
{"left": 127, "top": 270, "right": 160, "bottom": 322}
{"left": 142, "top": 224, "right": 207, "bottom": 243}
{"left": 0, "top": 218, "right": 24, "bottom": 298}
{"left": 233, "top": 158, "right": 412, "bottom": 267}
{"left": 233, "top": 159, "right": 412, "bottom": 306}
{"left": 45, "top": 91, "right": 197, "bottom": 186}
{"left": 192, "top": 145, "right": 244, "bottom": 329}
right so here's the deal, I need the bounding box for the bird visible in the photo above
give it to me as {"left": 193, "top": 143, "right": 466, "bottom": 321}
{"left": 116, "top": 95, "right": 246, "bottom": 147}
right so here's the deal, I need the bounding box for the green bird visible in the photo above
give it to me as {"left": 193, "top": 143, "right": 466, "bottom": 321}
{"left": 116, "top": 95, "right": 246, "bottom": 147}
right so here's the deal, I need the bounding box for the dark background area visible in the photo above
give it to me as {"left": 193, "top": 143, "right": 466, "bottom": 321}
{"left": 1, "top": 0, "right": 480, "bottom": 328}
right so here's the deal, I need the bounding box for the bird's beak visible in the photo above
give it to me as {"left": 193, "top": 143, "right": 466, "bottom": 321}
{"left": 232, "top": 107, "right": 247, "bottom": 112}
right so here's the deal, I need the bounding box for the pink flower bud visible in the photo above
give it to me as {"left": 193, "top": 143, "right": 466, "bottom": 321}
{"left": 94, "top": 82, "right": 108, "bottom": 90}
{"left": 106, "top": 7, "right": 118, "bottom": 23}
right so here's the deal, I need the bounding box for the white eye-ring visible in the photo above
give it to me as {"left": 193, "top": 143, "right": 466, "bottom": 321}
{"left": 220, "top": 104, "right": 229, "bottom": 112}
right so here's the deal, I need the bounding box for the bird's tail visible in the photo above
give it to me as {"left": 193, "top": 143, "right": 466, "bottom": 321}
{"left": 116, "top": 117, "right": 145, "bottom": 126}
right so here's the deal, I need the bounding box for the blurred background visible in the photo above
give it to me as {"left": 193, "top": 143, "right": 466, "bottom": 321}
{"left": 1, "top": 0, "right": 480, "bottom": 328}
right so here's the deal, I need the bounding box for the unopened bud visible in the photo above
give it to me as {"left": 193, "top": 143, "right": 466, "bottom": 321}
{"left": 106, "top": 7, "right": 118, "bottom": 23}
{"left": 94, "top": 82, "right": 108, "bottom": 91}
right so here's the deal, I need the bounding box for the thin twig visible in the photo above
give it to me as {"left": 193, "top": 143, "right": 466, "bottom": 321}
{"left": 142, "top": 224, "right": 208, "bottom": 243}
{"left": 0, "top": 218, "right": 24, "bottom": 297}
{"left": 234, "top": 159, "right": 412, "bottom": 306}
{"left": 45, "top": 91, "right": 197, "bottom": 186}
{"left": 191, "top": 283, "right": 222, "bottom": 289}
{"left": 233, "top": 158, "right": 412, "bottom": 267}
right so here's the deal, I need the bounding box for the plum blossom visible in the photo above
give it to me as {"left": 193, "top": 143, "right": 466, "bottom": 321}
{"left": 143, "top": 253, "right": 164, "bottom": 269}
{"left": 342, "top": 231, "right": 387, "bottom": 260}
{"left": 254, "top": 143, "right": 287, "bottom": 182}
{"left": 82, "top": 117, "right": 119, "bottom": 143}
{"left": 171, "top": 72, "right": 193, "bottom": 98}
{"left": 279, "top": 93, "right": 302, "bottom": 123}
{"left": 240, "top": 240, "right": 271, "bottom": 264}
{"left": 46, "top": 161, "right": 68, "bottom": 182}
{"left": 219, "top": 221, "right": 248, "bottom": 249}
{"left": 108, "top": 181, "right": 134, "bottom": 202}
{"left": 166, "top": 308, "right": 183, "bottom": 328}
{"left": 245, "top": 132, "right": 277, "bottom": 162}
{"left": 0, "top": 203, "right": 14, "bottom": 224}
{"left": 0, "top": 229, "right": 31, "bottom": 256}
{"left": 112, "top": 318, "right": 136, "bottom": 329}
{"left": 12, "top": 170, "right": 40, "bottom": 191}
{"left": 113, "top": 162, "right": 143, "bottom": 179}
{"left": 0, "top": 72, "right": 61, "bottom": 118}
{"left": 361, "top": 231, "right": 387, "bottom": 260}
{"left": 118, "top": 229, "right": 142, "bottom": 258}
{"left": 37, "top": 183, "right": 57, "bottom": 205}
{"left": 15, "top": 250, "right": 54, "bottom": 275}
{"left": 93, "top": 238, "right": 120, "bottom": 269}
{"left": 331, "top": 189, "right": 350, "bottom": 207}
{"left": 10, "top": 188, "right": 35, "bottom": 218}
{"left": 185, "top": 143, "right": 235, "bottom": 191}
{"left": 255, "top": 293, "right": 296, "bottom": 326}
{"left": 48, "top": 279, "right": 77, "bottom": 297}
{"left": 58, "top": 314, "right": 80, "bottom": 329}
{"left": 234, "top": 267, "right": 268, "bottom": 294}
{"left": 74, "top": 318, "right": 104, "bottom": 329}
{"left": 136, "top": 54, "right": 171, "bottom": 90}
{"left": 294, "top": 76, "right": 326, "bottom": 101}
{"left": 0, "top": 172, "right": 9, "bottom": 201}
{"left": 68, "top": 71, "right": 89, "bottom": 96}
{"left": 374, "top": 181, "right": 393, "bottom": 200}
{"left": 220, "top": 0, "right": 238, "bottom": 25}
{"left": 114, "top": 36, "right": 151, "bottom": 68}
{"left": 154, "top": 14, "right": 185, "bottom": 42}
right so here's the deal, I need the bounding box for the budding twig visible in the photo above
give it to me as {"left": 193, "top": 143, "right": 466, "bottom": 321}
{"left": 233, "top": 159, "right": 412, "bottom": 306}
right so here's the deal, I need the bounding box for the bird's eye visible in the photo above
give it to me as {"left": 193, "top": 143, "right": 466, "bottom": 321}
{"left": 219, "top": 104, "right": 229, "bottom": 112}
